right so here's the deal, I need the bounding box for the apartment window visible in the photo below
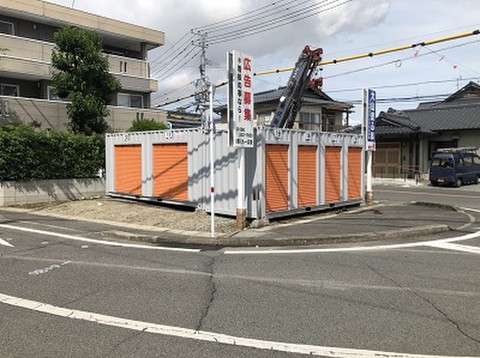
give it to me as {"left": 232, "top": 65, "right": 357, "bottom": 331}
{"left": 118, "top": 93, "right": 143, "bottom": 108}
{"left": 119, "top": 61, "right": 127, "bottom": 73}
{"left": 0, "top": 20, "right": 14, "bottom": 35}
{"left": 0, "top": 84, "right": 19, "bottom": 97}
{"left": 48, "top": 86, "right": 69, "bottom": 101}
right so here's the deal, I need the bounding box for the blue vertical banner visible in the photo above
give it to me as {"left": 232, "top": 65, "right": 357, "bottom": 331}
{"left": 366, "top": 89, "right": 376, "bottom": 151}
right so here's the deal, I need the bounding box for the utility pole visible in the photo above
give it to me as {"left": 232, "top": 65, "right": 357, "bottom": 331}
{"left": 192, "top": 30, "right": 216, "bottom": 237}
{"left": 191, "top": 30, "right": 210, "bottom": 127}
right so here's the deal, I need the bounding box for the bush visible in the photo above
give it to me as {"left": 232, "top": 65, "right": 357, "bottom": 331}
{"left": 0, "top": 124, "right": 104, "bottom": 181}
{"left": 127, "top": 118, "right": 168, "bottom": 132}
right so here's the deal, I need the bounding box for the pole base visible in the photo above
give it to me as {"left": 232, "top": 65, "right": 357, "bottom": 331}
{"left": 365, "top": 191, "right": 374, "bottom": 205}
{"left": 236, "top": 208, "right": 247, "bottom": 230}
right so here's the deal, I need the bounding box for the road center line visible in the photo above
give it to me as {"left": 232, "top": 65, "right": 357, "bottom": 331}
{"left": 0, "top": 224, "right": 199, "bottom": 253}
{"left": 0, "top": 292, "right": 472, "bottom": 358}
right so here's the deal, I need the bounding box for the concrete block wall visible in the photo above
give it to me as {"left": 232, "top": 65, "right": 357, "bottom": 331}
{"left": 0, "top": 178, "right": 105, "bottom": 206}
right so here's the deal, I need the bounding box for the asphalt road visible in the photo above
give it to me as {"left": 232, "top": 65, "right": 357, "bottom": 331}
{"left": 374, "top": 182, "right": 480, "bottom": 210}
{"left": 1, "top": 186, "right": 480, "bottom": 357}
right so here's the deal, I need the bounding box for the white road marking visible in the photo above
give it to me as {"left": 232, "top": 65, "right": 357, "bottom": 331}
{"left": 461, "top": 207, "right": 480, "bottom": 213}
{"left": 28, "top": 261, "right": 71, "bottom": 276}
{"left": 0, "top": 238, "right": 14, "bottom": 247}
{"left": 224, "top": 231, "right": 480, "bottom": 255}
{"left": 0, "top": 293, "right": 473, "bottom": 358}
{"left": 426, "top": 242, "right": 480, "bottom": 255}
{"left": 0, "top": 224, "right": 200, "bottom": 253}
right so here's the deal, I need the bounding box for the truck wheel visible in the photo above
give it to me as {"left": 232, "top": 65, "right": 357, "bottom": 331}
{"left": 456, "top": 178, "right": 462, "bottom": 187}
{"left": 430, "top": 181, "right": 438, "bottom": 186}
{"left": 475, "top": 176, "right": 479, "bottom": 185}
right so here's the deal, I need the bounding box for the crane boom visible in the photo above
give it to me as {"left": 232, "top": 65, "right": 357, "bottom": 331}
{"left": 269, "top": 46, "right": 323, "bottom": 128}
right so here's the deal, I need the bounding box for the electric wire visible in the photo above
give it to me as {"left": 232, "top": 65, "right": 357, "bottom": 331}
{"left": 151, "top": 0, "right": 349, "bottom": 91}
{"left": 152, "top": 30, "right": 480, "bottom": 109}
{"left": 208, "top": 0, "right": 351, "bottom": 45}
{"left": 323, "top": 39, "right": 480, "bottom": 80}
{"left": 150, "top": 32, "right": 194, "bottom": 67}
{"left": 154, "top": 48, "right": 202, "bottom": 82}
{"left": 325, "top": 77, "right": 480, "bottom": 94}
{"left": 195, "top": 0, "right": 295, "bottom": 31}
{"left": 197, "top": 0, "right": 312, "bottom": 34}
{"left": 152, "top": 79, "right": 195, "bottom": 103}
{"left": 151, "top": 40, "right": 198, "bottom": 77}
{"left": 344, "top": 93, "right": 452, "bottom": 105}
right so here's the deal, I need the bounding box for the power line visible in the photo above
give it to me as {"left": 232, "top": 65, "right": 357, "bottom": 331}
{"left": 154, "top": 48, "right": 202, "bottom": 82}
{"left": 151, "top": 31, "right": 480, "bottom": 109}
{"left": 195, "top": 0, "right": 295, "bottom": 32}
{"left": 151, "top": 0, "right": 350, "bottom": 92}
{"left": 150, "top": 32, "right": 194, "bottom": 68}
{"left": 323, "top": 39, "right": 480, "bottom": 80}
{"left": 325, "top": 77, "right": 480, "bottom": 94}
{"left": 344, "top": 93, "right": 451, "bottom": 105}
{"left": 254, "top": 30, "right": 480, "bottom": 75}
{"left": 198, "top": 0, "right": 311, "bottom": 34}
{"left": 151, "top": 40, "right": 198, "bottom": 76}
{"left": 208, "top": 0, "right": 352, "bottom": 45}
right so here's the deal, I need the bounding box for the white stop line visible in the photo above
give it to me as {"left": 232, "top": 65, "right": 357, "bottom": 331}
{"left": 0, "top": 293, "right": 474, "bottom": 358}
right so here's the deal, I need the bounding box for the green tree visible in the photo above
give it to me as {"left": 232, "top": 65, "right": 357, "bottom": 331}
{"left": 127, "top": 118, "right": 168, "bottom": 132}
{"left": 51, "top": 27, "right": 121, "bottom": 135}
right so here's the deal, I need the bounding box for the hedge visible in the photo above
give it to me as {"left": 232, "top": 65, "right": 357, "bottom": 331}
{"left": 0, "top": 124, "right": 104, "bottom": 181}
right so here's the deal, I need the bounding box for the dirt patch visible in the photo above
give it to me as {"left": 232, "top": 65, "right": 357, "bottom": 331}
{"left": 26, "top": 197, "right": 238, "bottom": 234}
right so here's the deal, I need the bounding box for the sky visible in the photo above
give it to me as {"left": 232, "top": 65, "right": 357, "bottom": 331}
{"left": 47, "top": 0, "right": 480, "bottom": 124}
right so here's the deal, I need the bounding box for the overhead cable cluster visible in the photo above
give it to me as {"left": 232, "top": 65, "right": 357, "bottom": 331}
{"left": 150, "top": 0, "right": 352, "bottom": 105}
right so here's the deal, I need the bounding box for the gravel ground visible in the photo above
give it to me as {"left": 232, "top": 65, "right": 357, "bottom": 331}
{"left": 26, "top": 197, "right": 239, "bottom": 234}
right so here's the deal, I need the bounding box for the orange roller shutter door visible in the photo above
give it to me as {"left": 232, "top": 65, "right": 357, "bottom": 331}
{"left": 298, "top": 145, "right": 317, "bottom": 207}
{"left": 325, "top": 146, "right": 342, "bottom": 203}
{"left": 153, "top": 143, "right": 188, "bottom": 201}
{"left": 266, "top": 145, "right": 289, "bottom": 212}
{"left": 115, "top": 145, "right": 142, "bottom": 195}
{"left": 348, "top": 147, "right": 362, "bottom": 200}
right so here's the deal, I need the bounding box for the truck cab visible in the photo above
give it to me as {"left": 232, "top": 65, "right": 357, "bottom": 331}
{"left": 429, "top": 148, "right": 480, "bottom": 187}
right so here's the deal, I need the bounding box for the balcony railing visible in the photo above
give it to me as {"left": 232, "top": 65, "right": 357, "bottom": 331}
{"left": 0, "top": 95, "right": 166, "bottom": 132}
{"left": 0, "top": 33, "right": 153, "bottom": 81}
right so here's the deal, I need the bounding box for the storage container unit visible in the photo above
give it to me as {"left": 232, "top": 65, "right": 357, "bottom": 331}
{"left": 265, "top": 144, "right": 289, "bottom": 212}
{"left": 297, "top": 145, "right": 317, "bottom": 208}
{"left": 153, "top": 143, "right": 188, "bottom": 200}
{"left": 105, "top": 128, "right": 364, "bottom": 219}
{"left": 348, "top": 147, "right": 363, "bottom": 200}
{"left": 114, "top": 144, "right": 142, "bottom": 195}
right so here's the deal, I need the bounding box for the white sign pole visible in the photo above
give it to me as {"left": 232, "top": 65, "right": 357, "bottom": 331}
{"left": 237, "top": 146, "right": 245, "bottom": 227}
{"left": 364, "top": 89, "right": 376, "bottom": 205}
{"left": 227, "top": 51, "right": 253, "bottom": 229}
{"left": 209, "top": 84, "right": 215, "bottom": 238}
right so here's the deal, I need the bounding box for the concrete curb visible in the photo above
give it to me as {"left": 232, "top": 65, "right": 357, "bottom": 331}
{"left": 0, "top": 201, "right": 467, "bottom": 248}
{"left": 97, "top": 224, "right": 452, "bottom": 247}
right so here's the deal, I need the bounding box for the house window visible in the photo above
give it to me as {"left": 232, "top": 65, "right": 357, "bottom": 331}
{"left": 299, "top": 112, "right": 321, "bottom": 130}
{"left": 0, "top": 20, "right": 14, "bottom": 35}
{"left": 118, "top": 93, "right": 143, "bottom": 108}
{"left": 0, "top": 84, "right": 19, "bottom": 97}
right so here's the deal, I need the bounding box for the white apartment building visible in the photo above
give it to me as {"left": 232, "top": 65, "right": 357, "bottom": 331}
{"left": 0, "top": 0, "right": 166, "bottom": 131}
